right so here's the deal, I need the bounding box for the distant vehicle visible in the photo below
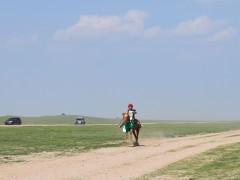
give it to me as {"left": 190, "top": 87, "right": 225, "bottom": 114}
{"left": 5, "top": 117, "right": 22, "bottom": 125}
{"left": 74, "top": 117, "right": 85, "bottom": 125}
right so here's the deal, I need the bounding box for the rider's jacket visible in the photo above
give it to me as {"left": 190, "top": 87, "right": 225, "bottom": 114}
{"left": 128, "top": 109, "right": 137, "bottom": 121}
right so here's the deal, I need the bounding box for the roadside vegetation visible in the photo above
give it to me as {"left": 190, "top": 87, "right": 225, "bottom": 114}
{"left": 140, "top": 142, "right": 240, "bottom": 179}
{"left": 141, "top": 122, "right": 240, "bottom": 138}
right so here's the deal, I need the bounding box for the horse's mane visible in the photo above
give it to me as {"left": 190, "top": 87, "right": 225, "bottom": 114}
{"left": 122, "top": 112, "right": 130, "bottom": 122}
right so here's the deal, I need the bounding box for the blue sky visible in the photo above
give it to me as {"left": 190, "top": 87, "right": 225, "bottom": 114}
{"left": 0, "top": 0, "right": 240, "bottom": 120}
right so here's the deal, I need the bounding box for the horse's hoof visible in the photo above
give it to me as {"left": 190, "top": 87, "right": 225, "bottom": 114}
{"left": 133, "top": 142, "right": 138, "bottom": 146}
{"left": 133, "top": 142, "right": 139, "bottom": 146}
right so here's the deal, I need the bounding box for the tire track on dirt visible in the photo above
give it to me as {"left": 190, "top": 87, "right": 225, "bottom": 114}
{"left": 1, "top": 130, "right": 240, "bottom": 180}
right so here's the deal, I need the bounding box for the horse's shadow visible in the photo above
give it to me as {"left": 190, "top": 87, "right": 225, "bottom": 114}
{"left": 127, "top": 144, "right": 145, "bottom": 147}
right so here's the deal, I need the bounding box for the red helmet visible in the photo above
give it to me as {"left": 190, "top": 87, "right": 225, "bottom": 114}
{"left": 128, "top": 103, "right": 133, "bottom": 107}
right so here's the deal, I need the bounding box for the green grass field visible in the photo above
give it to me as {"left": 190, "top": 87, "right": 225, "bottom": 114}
{"left": 0, "top": 126, "right": 123, "bottom": 156}
{"left": 1, "top": 119, "right": 240, "bottom": 157}
{"left": 140, "top": 122, "right": 240, "bottom": 138}
{"left": 140, "top": 142, "right": 240, "bottom": 179}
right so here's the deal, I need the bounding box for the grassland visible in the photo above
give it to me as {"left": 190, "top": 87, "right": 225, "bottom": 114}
{"left": 140, "top": 122, "right": 240, "bottom": 138}
{"left": 141, "top": 142, "right": 240, "bottom": 179}
{"left": 0, "top": 125, "right": 124, "bottom": 156}
{"left": 1, "top": 118, "right": 240, "bottom": 157}
{"left": 1, "top": 116, "right": 240, "bottom": 178}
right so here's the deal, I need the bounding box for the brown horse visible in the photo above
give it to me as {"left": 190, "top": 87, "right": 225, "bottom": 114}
{"left": 119, "top": 112, "right": 142, "bottom": 146}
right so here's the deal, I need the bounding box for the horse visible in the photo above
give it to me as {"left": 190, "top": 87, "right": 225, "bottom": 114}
{"left": 119, "top": 112, "right": 142, "bottom": 146}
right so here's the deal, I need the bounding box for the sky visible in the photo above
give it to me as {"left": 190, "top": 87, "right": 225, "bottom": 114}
{"left": 0, "top": 0, "right": 240, "bottom": 120}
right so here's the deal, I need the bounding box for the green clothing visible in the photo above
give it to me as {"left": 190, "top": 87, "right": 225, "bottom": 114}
{"left": 124, "top": 120, "right": 135, "bottom": 133}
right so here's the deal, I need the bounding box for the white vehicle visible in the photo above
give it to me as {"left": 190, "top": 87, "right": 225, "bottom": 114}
{"left": 74, "top": 117, "right": 85, "bottom": 125}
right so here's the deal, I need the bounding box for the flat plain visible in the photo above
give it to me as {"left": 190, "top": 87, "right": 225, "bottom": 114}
{"left": 0, "top": 115, "right": 240, "bottom": 179}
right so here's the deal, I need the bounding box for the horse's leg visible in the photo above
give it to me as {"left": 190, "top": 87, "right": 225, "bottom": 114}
{"left": 133, "top": 125, "right": 140, "bottom": 146}
{"left": 132, "top": 129, "right": 138, "bottom": 146}
{"left": 136, "top": 127, "right": 139, "bottom": 146}
{"left": 130, "top": 129, "right": 133, "bottom": 143}
{"left": 125, "top": 133, "right": 128, "bottom": 142}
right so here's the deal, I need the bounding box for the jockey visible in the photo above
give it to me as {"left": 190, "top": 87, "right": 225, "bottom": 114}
{"left": 119, "top": 103, "right": 141, "bottom": 130}
{"left": 128, "top": 103, "right": 142, "bottom": 127}
{"left": 119, "top": 103, "right": 137, "bottom": 129}
{"left": 127, "top": 103, "right": 137, "bottom": 123}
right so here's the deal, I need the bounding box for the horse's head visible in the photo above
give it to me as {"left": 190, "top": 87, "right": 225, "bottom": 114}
{"left": 122, "top": 112, "right": 130, "bottom": 122}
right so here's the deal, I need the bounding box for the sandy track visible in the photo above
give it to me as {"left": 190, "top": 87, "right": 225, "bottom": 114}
{"left": 1, "top": 130, "right": 240, "bottom": 180}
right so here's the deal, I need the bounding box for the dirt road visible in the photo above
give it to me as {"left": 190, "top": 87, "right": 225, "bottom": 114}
{"left": 1, "top": 130, "right": 240, "bottom": 180}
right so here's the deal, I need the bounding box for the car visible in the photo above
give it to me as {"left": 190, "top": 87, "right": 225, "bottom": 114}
{"left": 74, "top": 117, "right": 85, "bottom": 125}
{"left": 5, "top": 117, "right": 22, "bottom": 125}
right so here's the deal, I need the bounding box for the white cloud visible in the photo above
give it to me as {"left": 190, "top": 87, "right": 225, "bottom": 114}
{"left": 5, "top": 34, "right": 39, "bottom": 47}
{"left": 197, "top": 0, "right": 234, "bottom": 4}
{"left": 174, "top": 16, "right": 225, "bottom": 36}
{"left": 54, "top": 10, "right": 148, "bottom": 40}
{"left": 208, "top": 27, "right": 238, "bottom": 41}
{"left": 54, "top": 10, "right": 236, "bottom": 42}
{"left": 173, "top": 16, "right": 239, "bottom": 41}
{"left": 144, "top": 26, "right": 161, "bottom": 38}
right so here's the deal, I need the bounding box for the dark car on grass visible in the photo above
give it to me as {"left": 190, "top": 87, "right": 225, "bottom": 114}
{"left": 5, "top": 117, "right": 22, "bottom": 125}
